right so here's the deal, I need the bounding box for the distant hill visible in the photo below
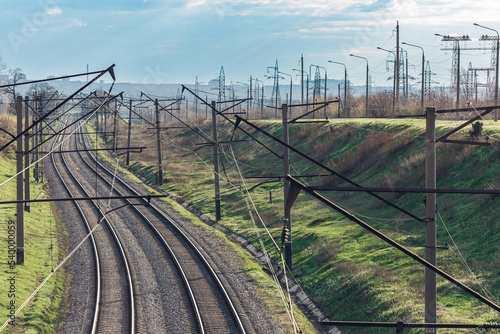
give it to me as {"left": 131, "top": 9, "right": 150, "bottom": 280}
{"left": 15, "top": 77, "right": 391, "bottom": 101}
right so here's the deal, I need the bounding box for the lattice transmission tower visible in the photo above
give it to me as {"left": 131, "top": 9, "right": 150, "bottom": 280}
{"left": 254, "top": 81, "right": 261, "bottom": 107}
{"left": 438, "top": 35, "right": 471, "bottom": 91}
{"left": 479, "top": 34, "right": 499, "bottom": 99}
{"left": 218, "top": 66, "right": 226, "bottom": 103}
{"left": 399, "top": 51, "right": 406, "bottom": 97}
{"left": 312, "top": 65, "right": 321, "bottom": 102}
{"left": 424, "top": 60, "right": 433, "bottom": 95}
{"left": 267, "top": 60, "right": 281, "bottom": 109}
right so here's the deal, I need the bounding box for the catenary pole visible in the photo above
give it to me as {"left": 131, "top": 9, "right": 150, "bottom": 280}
{"left": 24, "top": 96, "right": 30, "bottom": 212}
{"left": 155, "top": 99, "right": 163, "bottom": 185}
{"left": 16, "top": 95, "right": 25, "bottom": 264}
{"left": 212, "top": 101, "right": 221, "bottom": 221}
{"left": 126, "top": 99, "right": 132, "bottom": 166}
{"left": 282, "top": 103, "right": 292, "bottom": 268}
{"left": 425, "top": 107, "right": 437, "bottom": 333}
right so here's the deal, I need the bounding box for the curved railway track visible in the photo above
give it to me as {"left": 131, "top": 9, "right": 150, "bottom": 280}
{"left": 51, "top": 122, "right": 135, "bottom": 333}
{"left": 51, "top": 117, "right": 251, "bottom": 333}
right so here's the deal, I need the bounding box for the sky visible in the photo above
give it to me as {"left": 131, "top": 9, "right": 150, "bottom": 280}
{"left": 1, "top": 0, "right": 500, "bottom": 91}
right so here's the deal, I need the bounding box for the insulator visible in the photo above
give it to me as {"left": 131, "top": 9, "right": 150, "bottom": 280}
{"left": 281, "top": 226, "right": 289, "bottom": 244}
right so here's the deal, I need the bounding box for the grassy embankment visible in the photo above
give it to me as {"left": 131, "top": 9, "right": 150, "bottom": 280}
{"left": 112, "top": 114, "right": 500, "bottom": 333}
{"left": 0, "top": 113, "right": 65, "bottom": 333}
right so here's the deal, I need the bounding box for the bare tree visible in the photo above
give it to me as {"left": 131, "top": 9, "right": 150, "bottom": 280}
{"left": 1, "top": 68, "right": 26, "bottom": 112}
{"left": 27, "top": 82, "right": 56, "bottom": 98}
{"left": 27, "top": 82, "right": 59, "bottom": 114}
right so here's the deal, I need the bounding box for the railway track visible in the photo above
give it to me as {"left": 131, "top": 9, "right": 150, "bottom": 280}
{"left": 51, "top": 122, "right": 135, "bottom": 333}
{"left": 50, "top": 118, "right": 251, "bottom": 333}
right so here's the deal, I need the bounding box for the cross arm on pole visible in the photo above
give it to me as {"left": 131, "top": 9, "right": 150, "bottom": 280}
{"left": 234, "top": 115, "right": 423, "bottom": 221}
{"left": 0, "top": 64, "right": 116, "bottom": 153}
{"left": 182, "top": 85, "right": 282, "bottom": 159}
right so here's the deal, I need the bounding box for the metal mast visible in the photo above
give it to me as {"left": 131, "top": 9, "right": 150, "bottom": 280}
{"left": 313, "top": 65, "right": 321, "bottom": 102}
{"left": 269, "top": 60, "right": 281, "bottom": 110}
{"left": 425, "top": 61, "right": 432, "bottom": 96}
{"left": 436, "top": 34, "right": 471, "bottom": 114}
{"left": 218, "top": 66, "right": 226, "bottom": 103}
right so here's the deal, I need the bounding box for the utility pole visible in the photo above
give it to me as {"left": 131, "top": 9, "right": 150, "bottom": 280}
{"left": 456, "top": 44, "right": 461, "bottom": 119}
{"left": 126, "top": 99, "right": 132, "bottom": 166}
{"left": 195, "top": 75, "right": 199, "bottom": 118}
{"left": 104, "top": 106, "right": 108, "bottom": 142}
{"left": 306, "top": 73, "right": 309, "bottom": 115}
{"left": 95, "top": 98, "right": 99, "bottom": 131}
{"left": 33, "top": 93, "right": 39, "bottom": 182}
{"left": 38, "top": 95, "right": 43, "bottom": 182}
{"left": 324, "top": 69, "right": 327, "bottom": 117}
{"left": 294, "top": 68, "right": 309, "bottom": 115}
{"left": 301, "top": 54, "right": 304, "bottom": 106}
{"left": 261, "top": 83, "right": 265, "bottom": 119}
{"left": 402, "top": 42, "right": 426, "bottom": 115}
{"left": 406, "top": 51, "right": 409, "bottom": 100}
{"left": 338, "top": 84, "right": 341, "bottom": 118}
{"left": 349, "top": 54, "right": 369, "bottom": 117}
{"left": 425, "top": 107, "right": 437, "bottom": 333}
{"left": 396, "top": 21, "right": 400, "bottom": 106}
{"left": 249, "top": 75, "right": 253, "bottom": 119}
{"left": 155, "top": 99, "right": 163, "bottom": 185}
{"left": 113, "top": 99, "right": 118, "bottom": 152}
{"left": 16, "top": 95, "right": 24, "bottom": 264}
{"left": 282, "top": 103, "right": 292, "bottom": 268}
{"left": 212, "top": 101, "right": 221, "bottom": 221}
{"left": 328, "top": 60, "right": 348, "bottom": 117}
{"left": 24, "top": 96, "right": 30, "bottom": 212}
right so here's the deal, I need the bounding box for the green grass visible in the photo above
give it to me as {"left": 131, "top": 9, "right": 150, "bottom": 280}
{"left": 0, "top": 155, "right": 66, "bottom": 333}
{"left": 101, "top": 116, "right": 500, "bottom": 333}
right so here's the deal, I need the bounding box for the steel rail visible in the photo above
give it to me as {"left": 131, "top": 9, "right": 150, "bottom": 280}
{"left": 55, "top": 120, "right": 135, "bottom": 333}
{"left": 79, "top": 124, "right": 247, "bottom": 333}
{"left": 49, "top": 123, "right": 101, "bottom": 334}
{"left": 76, "top": 126, "right": 206, "bottom": 334}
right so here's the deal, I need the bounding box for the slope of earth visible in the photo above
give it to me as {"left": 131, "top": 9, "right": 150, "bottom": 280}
{"left": 112, "top": 115, "right": 500, "bottom": 333}
{"left": 0, "top": 113, "right": 66, "bottom": 333}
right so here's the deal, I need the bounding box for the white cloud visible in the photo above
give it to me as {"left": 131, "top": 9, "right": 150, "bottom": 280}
{"left": 46, "top": 7, "right": 63, "bottom": 16}
{"left": 181, "top": 0, "right": 381, "bottom": 17}
{"left": 388, "top": 0, "right": 500, "bottom": 26}
{"left": 72, "top": 18, "right": 86, "bottom": 27}
{"left": 186, "top": 0, "right": 207, "bottom": 8}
